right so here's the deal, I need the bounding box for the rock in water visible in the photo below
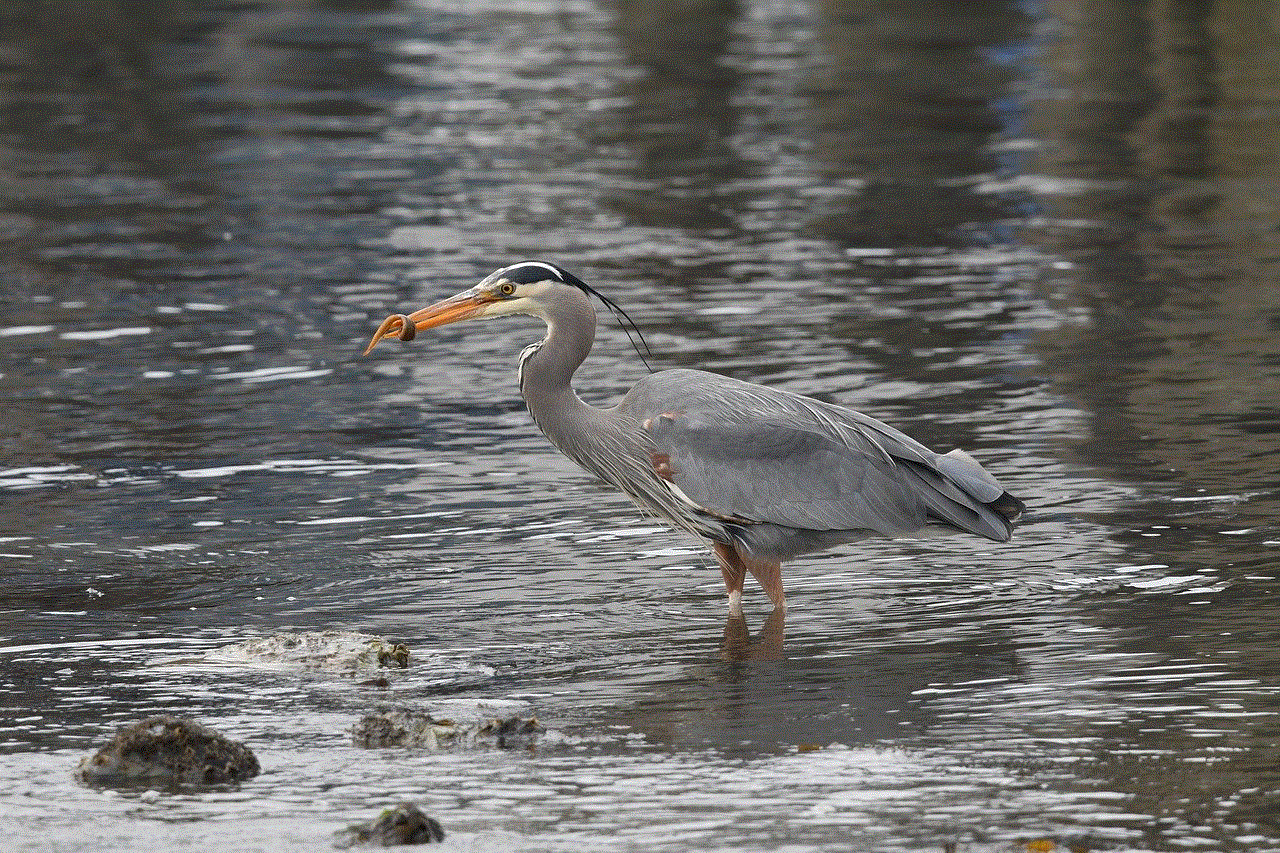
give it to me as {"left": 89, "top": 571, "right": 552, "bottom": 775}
{"left": 202, "top": 631, "right": 409, "bottom": 673}
{"left": 337, "top": 803, "right": 445, "bottom": 847}
{"left": 75, "top": 715, "right": 259, "bottom": 789}
{"left": 352, "top": 708, "right": 544, "bottom": 750}
{"left": 475, "top": 714, "right": 545, "bottom": 749}
{"left": 352, "top": 709, "right": 455, "bottom": 749}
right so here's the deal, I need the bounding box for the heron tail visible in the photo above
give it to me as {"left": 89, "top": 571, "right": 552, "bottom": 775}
{"left": 896, "top": 448, "right": 1025, "bottom": 542}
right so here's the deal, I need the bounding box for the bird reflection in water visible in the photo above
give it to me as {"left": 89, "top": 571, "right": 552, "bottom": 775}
{"left": 721, "top": 609, "right": 786, "bottom": 661}
{"left": 367, "top": 261, "right": 1024, "bottom": 620}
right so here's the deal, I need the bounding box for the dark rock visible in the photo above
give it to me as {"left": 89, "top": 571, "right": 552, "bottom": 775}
{"left": 337, "top": 803, "right": 445, "bottom": 847}
{"left": 74, "top": 715, "right": 259, "bottom": 789}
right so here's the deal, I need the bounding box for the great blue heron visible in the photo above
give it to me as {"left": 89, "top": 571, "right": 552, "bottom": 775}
{"left": 365, "top": 261, "right": 1024, "bottom": 616}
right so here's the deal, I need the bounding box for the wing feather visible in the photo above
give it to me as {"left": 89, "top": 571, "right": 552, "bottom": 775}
{"left": 647, "top": 413, "right": 926, "bottom": 535}
{"left": 623, "top": 369, "right": 1018, "bottom": 542}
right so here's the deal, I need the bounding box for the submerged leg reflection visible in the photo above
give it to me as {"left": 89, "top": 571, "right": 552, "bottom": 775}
{"left": 721, "top": 607, "right": 785, "bottom": 661}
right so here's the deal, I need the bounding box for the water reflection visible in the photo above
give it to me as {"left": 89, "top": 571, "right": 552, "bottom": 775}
{"left": 1026, "top": 0, "right": 1280, "bottom": 580}
{"left": 806, "top": 0, "right": 1026, "bottom": 246}
{"left": 1014, "top": 4, "right": 1280, "bottom": 840}
{"left": 608, "top": 0, "right": 744, "bottom": 233}
{"left": 720, "top": 609, "right": 785, "bottom": 661}
{"left": 643, "top": 617, "right": 1023, "bottom": 755}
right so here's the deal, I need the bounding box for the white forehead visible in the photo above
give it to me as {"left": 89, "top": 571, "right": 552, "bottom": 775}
{"left": 504, "top": 261, "right": 564, "bottom": 281}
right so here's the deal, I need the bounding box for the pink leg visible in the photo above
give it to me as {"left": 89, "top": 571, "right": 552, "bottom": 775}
{"left": 713, "top": 542, "right": 746, "bottom": 616}
{"left": 741, "top": 550, "right": 786, "bottom": 612}
{"left": 714, "top": 542, "right": 786, "bottom": 613}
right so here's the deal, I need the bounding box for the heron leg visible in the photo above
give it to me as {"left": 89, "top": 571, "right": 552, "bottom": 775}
{"left": 741, "top": 551, "right": 786, "bottom": 613}
{"left": 713, "top": 542, "right": 746, "bottom": 617}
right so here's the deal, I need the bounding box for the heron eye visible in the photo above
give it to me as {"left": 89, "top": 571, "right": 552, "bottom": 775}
{"left": 499, "top": 282, "right": 516, "bottom": 297}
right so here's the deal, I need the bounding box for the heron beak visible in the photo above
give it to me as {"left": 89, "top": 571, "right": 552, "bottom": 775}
{"left": 363, "top": 291, "right": 497, "bottom": 355}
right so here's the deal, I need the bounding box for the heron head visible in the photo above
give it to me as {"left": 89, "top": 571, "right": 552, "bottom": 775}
{"left": 362, "top": 261, "right": 586, "bottom": 355}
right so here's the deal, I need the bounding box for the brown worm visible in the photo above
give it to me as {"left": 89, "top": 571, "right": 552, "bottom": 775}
{"left": 393, "top": 314, "right": 416, "bottom": 341}
{"left": 364, "top": 313, "right": 417, "bottom": 355}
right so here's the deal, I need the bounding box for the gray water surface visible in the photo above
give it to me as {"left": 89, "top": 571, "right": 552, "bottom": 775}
{"left": 3, "top": 1, "right": 1280, "bottom": 851}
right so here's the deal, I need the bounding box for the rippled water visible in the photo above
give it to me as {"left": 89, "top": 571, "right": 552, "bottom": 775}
{"left": 2, "top": 1, "right": 1280, "bottom": 851}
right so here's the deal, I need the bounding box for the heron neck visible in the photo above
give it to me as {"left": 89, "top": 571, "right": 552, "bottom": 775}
{"left": 526, "top": 295, "right": 595, "bottom": 393}
{"left": 519, "top": 293, "right": 613, "bottom": 464}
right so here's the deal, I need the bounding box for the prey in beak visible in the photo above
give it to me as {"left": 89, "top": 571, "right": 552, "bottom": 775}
{"left": 363, "top": 290, "right": 499, "bottom": 355}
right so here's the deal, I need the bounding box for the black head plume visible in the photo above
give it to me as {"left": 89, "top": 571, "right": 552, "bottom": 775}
{"left": 504, "top": 261, "right": 654, "bottom": 372}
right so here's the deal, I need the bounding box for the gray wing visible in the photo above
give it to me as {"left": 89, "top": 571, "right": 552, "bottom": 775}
{"left": 644, "top": 410, "right": 927, "bottom": 536}
{"left": 624, "top": 369, "right": 1018, "bottom": 542}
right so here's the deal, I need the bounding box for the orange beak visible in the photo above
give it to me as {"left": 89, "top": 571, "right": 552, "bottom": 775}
{"left": 363, "top": 291, "right": 496, "bottom": 355}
